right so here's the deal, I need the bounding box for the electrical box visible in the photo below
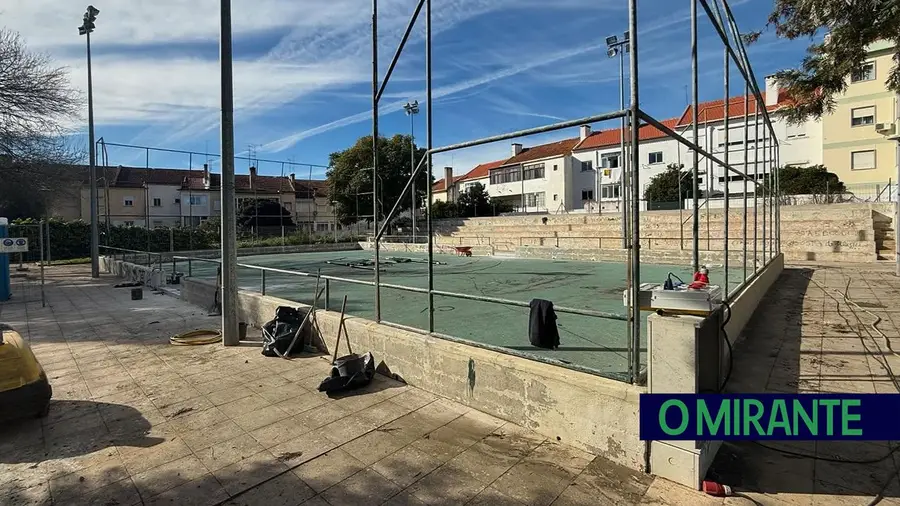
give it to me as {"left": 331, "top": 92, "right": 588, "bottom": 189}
{"left": 623, "top": 282, "right": 723, "bottom": 316}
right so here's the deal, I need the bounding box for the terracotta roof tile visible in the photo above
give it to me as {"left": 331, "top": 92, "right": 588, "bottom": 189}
{"left": 573, "top": 118, "right": 678, "bottom": 151}
{"left": 500, "top": 138, "right": 580, "bottom": 166}
{"left": 461, "top": 159, "right": 504, "bottom": 181}
{"left": 676, "top": 92, "right": 778, "bottom": 126}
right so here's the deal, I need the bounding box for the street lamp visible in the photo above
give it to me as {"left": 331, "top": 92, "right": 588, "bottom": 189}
{"left": 79, "top": 5, "right": 100, "bottom": 278}
{"left": 607, "top": 30, "right": 629, "bottom": 247}
{"left": 404, "top": 100, "right": 419, "bottom": 243}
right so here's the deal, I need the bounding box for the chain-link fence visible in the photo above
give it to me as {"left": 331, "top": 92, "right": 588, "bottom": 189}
{"left": 4, "top": 222, "right": 46, "bottom": 307}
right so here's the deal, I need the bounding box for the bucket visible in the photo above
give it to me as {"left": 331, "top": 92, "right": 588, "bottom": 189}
{"left": 131, "top": 288, "right": 142, "bottom": 300}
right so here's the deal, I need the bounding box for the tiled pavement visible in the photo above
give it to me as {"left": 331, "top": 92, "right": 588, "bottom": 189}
{"left": 1, "top": 263, "right": 899, "bottom": 506}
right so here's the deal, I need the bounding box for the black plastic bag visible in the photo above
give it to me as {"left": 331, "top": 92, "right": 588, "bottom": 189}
{"left": 261, "top": 306, "right": 310, "bottom": 357}
{"left": 318, "top": 352, "right": 375, "bottom": 394}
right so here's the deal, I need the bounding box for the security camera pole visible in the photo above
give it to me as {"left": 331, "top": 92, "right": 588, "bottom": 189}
{"left": 404, "top": 100, "right": 419, "bottom": 242}
{"left": 79, "top": 5, "right": 100, "bottom": 278}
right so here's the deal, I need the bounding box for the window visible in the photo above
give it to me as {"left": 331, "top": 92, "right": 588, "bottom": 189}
{"left": 600, "top": 184, "right": 620, "bottom": 199}
{"left": 174, "top": 198, "right": 181, "bottom": 204}
{"left": 525, "top": 192, "right": 545, "bottom": 208}
{"left": 648, "top": 151, "right": 663, "bottom": 164}
{"left": 580, "top": 160, "right": 593, "bottom": 172}
{"left": 786, "top": 123, "right": 806, "bottom": 139}
{"left": 581, "top": 189, "right": 594, "bottom": 201}
{"left": 152, "top": 198, "right": 162, "bottom": 207}
{"left": 553, "top": 194, "right": 558, "bottom": 201}
{"left": 717, "top": 127, "right": 745, "bottom": 149}
{"left": 489, "top": 166, "right": 520, "bottom": 184}
{"left": 601, "top": 153, "right": 620, "bottom": 168}
{"left": 851, "top": 62, "right": 875, "bottom": 83}
{"left": 152, "top": 220, "right": 163, "bottom": 228}
{"left": 123, "top": 221, "right": 134, "bottom": 227}
{"left": 851, "top": 106, "right": 875, "bottom": 127}
{"left": 123, "top": 197, "right": 134, "bottom": 207}
{"left": 316, "top": 223, "right": 329, "bottom": 232}
{"left": 189, "top": 195, "right": 207, "bottom": 206}
{"left": 523, "top": 163, "right": 545, "bottom": 180}
{"left": 851, "top": 150, "right": 876, "bottom": 170}
{"left": 553, "top": 165, "right": 558, "bottom": 171}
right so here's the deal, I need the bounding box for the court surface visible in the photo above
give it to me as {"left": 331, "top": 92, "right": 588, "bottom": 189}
{"left": 174, "top": 250, "right": 745, "bottom": 380}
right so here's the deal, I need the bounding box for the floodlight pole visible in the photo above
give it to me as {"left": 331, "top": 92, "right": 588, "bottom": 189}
{"left": 219, "top": 0, "right": 239, "bottom": 346}
{"left": 80, "top": 8, "right": 100, "bottom": 278}
{"left": 690, "top": 0, "right": 700, "bottom": 272}
{"left": 405, "top": 101, "right": 419, "bottom": 243}
{"left": 627, "top": 0, "right": 641, "bottom": 384}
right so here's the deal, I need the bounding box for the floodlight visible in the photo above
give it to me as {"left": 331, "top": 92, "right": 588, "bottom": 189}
{"left": 623, "top": 30, "right": 630, "bottom": 41}
{"left": 87, "top": 5, "right": 100, "bottom": 17}
{"left": 606, "top": 35, "right": 618, "bottom": 47}
{"left": 607, "top": 47, "right": 619, "bottom": 58}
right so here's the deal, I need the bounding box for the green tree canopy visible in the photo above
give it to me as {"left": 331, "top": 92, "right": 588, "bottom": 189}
{"left": 644, "top": 163, "right": 694, "bottom": 204}
{"left": 772, "top": 164, "right": 845, "bottom": 195}
{"left": 237, "top": 199, "right": 294, "bottom": 230}
{"left": 765, "top": 0, "right": 900, "bottom": 123}
{"left": 327, "top": 135, "right": 428, "bottom": 226}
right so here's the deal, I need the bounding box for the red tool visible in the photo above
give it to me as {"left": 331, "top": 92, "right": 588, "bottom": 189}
{"left": 702, "top": 480, "right": 732, "bottom": 497}
{"left": 688, "top": 265, "right": 710, "bottom": 290}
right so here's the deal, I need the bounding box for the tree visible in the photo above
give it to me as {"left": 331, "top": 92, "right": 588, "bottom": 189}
{"left": 644, "top": 163, "right": 694, "bottom": 204}
{"left": 456, "top": 183, "right": 494, "bottom": 217}
{"left": 327, "top": 135, "right": 428, "bottom": 226}
{"left": 0, "top": 29, "right": 83, "bottom": 218}
{"left": 771, "top": 164, "right": 846, "bottom": 203}
{"left": 764, "top": 0, "right": 900, "bottom": 123}
{"left": 237, "top": 199, "right": 295, "bottom": 230}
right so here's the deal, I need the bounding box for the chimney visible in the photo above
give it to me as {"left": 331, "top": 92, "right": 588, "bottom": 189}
{"left": 579, "top": 125, "right": 591, "bottom": 141}
{"left": 511, "top": 143, "right": 523, "bottom": 157}
{"left": 765, "top": 75, "right": 779, "bottom": 107}
{"left": 249, "top": 166, "right": 257, "bottom": 189}
{"left": 444, "top": 167, "right": 454, "bottom": 202}
{"left": 202, "top": 163, "right": 210, "bottom": 189}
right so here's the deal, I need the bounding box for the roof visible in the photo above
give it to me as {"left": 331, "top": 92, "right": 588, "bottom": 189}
{"left": 431, "top": 159, "right": 502, "bottom": 192}
{"left": 675, "top": 92, "right": 781, "bottom": 127}
{"left": 432, "top": 175, "right": 464, "bottom": 192}
{"left": 113, "top": 166, "right": 203, "bottom": 188}
{"left": 181, "top": 172, "right": 295, "bottom": 193}
{"left": 573, "top": 118, "right": 679, "bottom": 151}
{"left": 499, "top": 137, "right": 580, "bottom": 167}
{"left": 295, "top": 180, "right": 328, "bottom": 198}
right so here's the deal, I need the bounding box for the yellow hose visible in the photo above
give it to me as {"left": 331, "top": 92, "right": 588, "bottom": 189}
{"left": 169, "top": 329, "right": 222, "bottom": 346}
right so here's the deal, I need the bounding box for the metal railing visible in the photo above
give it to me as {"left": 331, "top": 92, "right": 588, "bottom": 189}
{"left": 99, "top": 245, "right": 165, "bottom": 269}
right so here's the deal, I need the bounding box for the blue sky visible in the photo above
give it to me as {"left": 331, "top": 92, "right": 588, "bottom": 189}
{"left": 8, "top": 0, "right": 814, "bottom": 181}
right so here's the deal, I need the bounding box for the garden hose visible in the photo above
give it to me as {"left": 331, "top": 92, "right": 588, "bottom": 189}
{"left": 169, "top": 329, "right": 222, "bottom": 346}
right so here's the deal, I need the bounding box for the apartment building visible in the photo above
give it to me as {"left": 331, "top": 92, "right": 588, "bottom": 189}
{"left": 433, "top": 77, "right": 823, "bottom": 213}
{"left": 432, "top": 161, "right": 497, "bottom": 203}
{"left": 68, "top": 164, "right": 338, "bottom": 232}
{"left": 822, "top": 40, "right": 899, "bottom": 186}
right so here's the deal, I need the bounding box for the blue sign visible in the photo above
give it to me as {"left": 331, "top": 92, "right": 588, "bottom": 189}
{"left": 640, "top": 394, "right": 900, "bottom": 440}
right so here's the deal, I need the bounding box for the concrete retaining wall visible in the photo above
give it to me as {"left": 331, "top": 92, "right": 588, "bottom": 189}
{"left": 176, "top": 276, "right": 647, "bottom": 471}
{"left": 110, "top": 242, "right": 363, "bottom": 265}
{"left": 100, "top": 256, "right": 164, "bottom": 288}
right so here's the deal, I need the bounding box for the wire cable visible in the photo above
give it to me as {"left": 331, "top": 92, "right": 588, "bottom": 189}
{"left": 169, "top": 329, "right": 222, "bottom": 346}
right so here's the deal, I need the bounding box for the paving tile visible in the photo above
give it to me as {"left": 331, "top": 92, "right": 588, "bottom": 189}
{"left": 222, "top": 471, "right": 315, "bottom": 506}
{"left": 144, "top": 473, "right": 230, "bottom": 506}
{"left": 48, "top": 454, "right": 130, "bottom": 502}
{"left": 212, "top": 449, "right": 290, "bottom": 496}
{"left": 319, "top": 468, "right": 401, "bottom": 506}
{"left": 406, "top": 465, "right": 488, "bottom": 505}
{"left": 80, "top": 477, "right": 143, "bottom": 506}
{"left": 371, "top": 445, "right": 443, "bottom": 488}
{"left": 274, "top": 391, "right": 329, "bottom": 416}
{"left": 194, "top": 434, "right": 267, "bottom": 472}
{"left": 291, "top": 448, "right": 366, "bottom": 493}
{"left": 269, "top": 428, "right": 339, "bottom": 468}
{"left": 131, "top": 454, "right": 209, "bottom": 499}
{"left": 206, "top": 385, "right": 255, "bottom": 406}
{"left": 250, "top": 415, "right": 316, "bottom": 449}
{"left": 231, "top": 404, "right": 291, "bottom": 431}
{"left": 320, "top": 415, "right": 377, "bottom": 446}
{"left": 217, "top": 394, "right": 272, "bottom": 419}
{"left": 180, "top": 419, "right": 246, "bottom": 452}
{"left": 120, "top": 438, "right": 193, "bottom": 475}
{"left": 469, "top": 486, "right": 530, "bottom": 506}
{"left": 526, "top": 442, "right": 594, "bottom": 476}
{"left": 382, "top": 491, "right": 429, "bottom": 506}
{"left": 490, "top": 460, "right": 575, "bottom": 506}
{"left": 340, "top": 430, "right": 408, "bottom": 466}
{"left": 0, "top": 481, "right": 52, "bottom": 506}
{"left": 444, "top": 443, "right": 521, "bottom": 485}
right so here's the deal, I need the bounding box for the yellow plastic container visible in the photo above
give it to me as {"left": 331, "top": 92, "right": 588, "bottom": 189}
{"left": 0, "top": 325, "right": 52, "bottom": 420}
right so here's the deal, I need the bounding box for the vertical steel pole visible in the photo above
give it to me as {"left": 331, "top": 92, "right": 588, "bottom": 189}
{"left": 742, "top": 84, "right": 748, "bottom": 282}
{"left": 896, "top": 138, "right": 899, "bottom": 276}
{"left": 762, "top": 114, "right": 767, "bottom": 264}
{"left": 87, "top": 31, "right": 99, "bottom": 278}
{"left": 723, "top": 47, "right": 730, "bottom": 297}
{"left": 39, "top": 222, "right": 45, "bottom": 307}
{"left": 45, "top": 221, "right": 51, "bottom": 264}
{"left": 220, "top": 0, "right": 239, "bottom": 346}
{"left": 628, "top": 0, "right": 641, "bottom": 383}
{"left": 372, "top": 0, "right": 381, "bottom": 322}
{"left": 426, "top": 0, "right": 435, "bottom": 332}
{"left": 691, "top": 0, "right": 700, "bottom": 272}
{"left": 620, "top": 49, "right": 627, "bottom": 244}
{"left": 410, "top": 113, "right": 417, "bottom": 243}
{"left": 753, "top": 102, "right": 759, "bottom": 271}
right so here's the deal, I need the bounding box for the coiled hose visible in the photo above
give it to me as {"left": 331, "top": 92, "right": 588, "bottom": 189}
{"left": 169, "top": 329, "right": 222, "bottom": 346}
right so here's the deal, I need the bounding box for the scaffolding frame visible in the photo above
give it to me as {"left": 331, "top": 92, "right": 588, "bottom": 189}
{"left": 367, "top": 0, "right": 781, "bottom": 384}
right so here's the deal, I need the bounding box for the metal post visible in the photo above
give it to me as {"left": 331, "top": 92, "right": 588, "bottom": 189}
{"left": 86, "top": 31, "right": 99, "bottom": 278}
{"left": 220, "top": 0, "right": 239, "bottom": 346}
{"left": 723, "top": 47, "right": 730, "bottom": 298}
{"left": 426, "top": 0, "right": 435, "bottom": 332}
{"left": 742, "top": 83, "right": 749, "bottom": 282}
{"left": 896, "top": 138, "right": 899, "bottom": 276}
{"left": 169, "top": 228, "right": 174, "bottom": 252}
{"left": 188, "top": 258, "right": 193, "bottom": 277}
{"left": 628, "top": 0, "right": 640, "bottom": 383}
{"left": 45, "top": 221, "right": 51, "bottom": 264}
{"left": 619, "top": 48, "right": 627, "bottom": 244}
{"left": 753, "top": 101, "right": 759, "bottom": 271}
{"left": 39, "top": 221, "right": 45, "bottom": 307}
{"left": 372, "top": 0, "right": 381, "bottom": 322}
{"left": 325, "top": 278, "right": 330, "bottom": 311}
{"left": 762, "top": 124, "right": 767, "bottom": 264}
{"left": 410, "top": 112, "right": 417, "bottom": 243}
{"left": 691, "top": 0, "right": 700, "bottom": 272}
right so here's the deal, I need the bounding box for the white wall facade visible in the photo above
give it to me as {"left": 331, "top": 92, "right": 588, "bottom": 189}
{"left": 147, "top": 184, "right": 182, "bottom": 228}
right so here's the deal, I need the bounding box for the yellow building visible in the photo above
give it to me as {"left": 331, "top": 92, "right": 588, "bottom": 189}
{"left": 823, "top": 40, "right": 899, "bottom": 187}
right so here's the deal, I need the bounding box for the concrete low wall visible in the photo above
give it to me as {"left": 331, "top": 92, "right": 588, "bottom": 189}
{"left": 110, "top": 242, "right": 363, "bottom": 265}
{"left": 175, "top": 275, "right": 647, "bottom": 471}
{"left": 100, "top": 256, "right": 164, "bottom": 288}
